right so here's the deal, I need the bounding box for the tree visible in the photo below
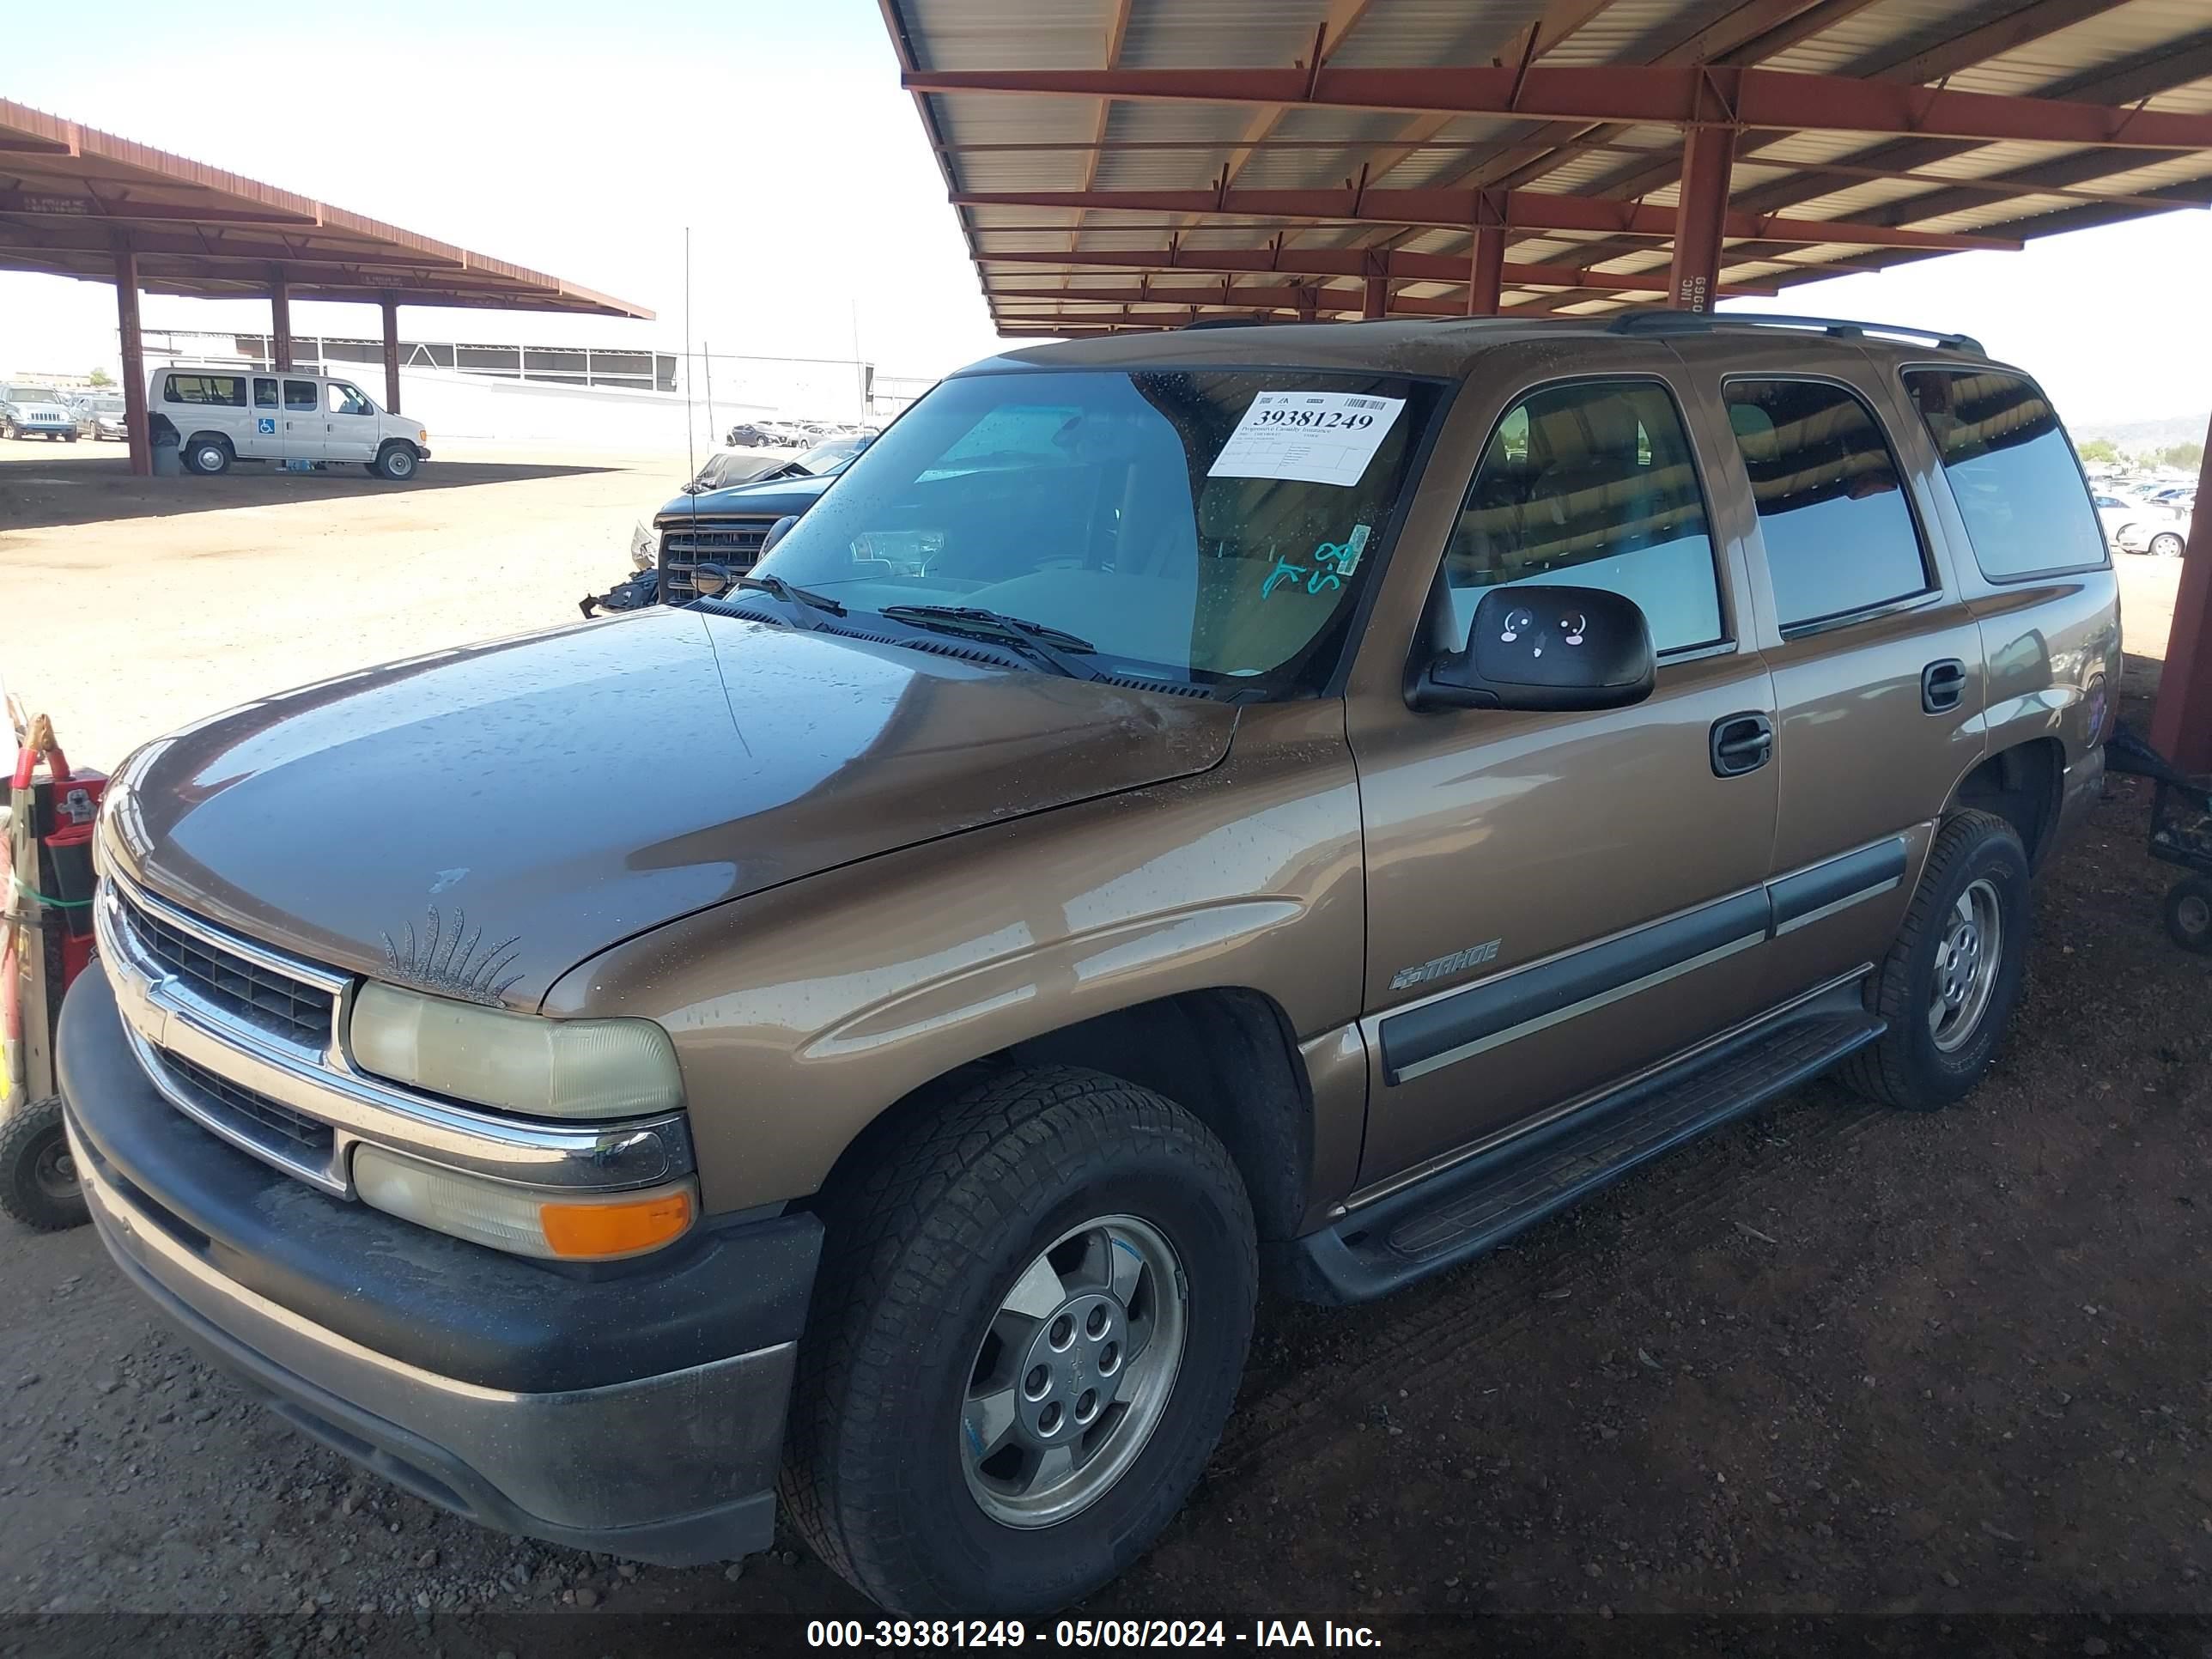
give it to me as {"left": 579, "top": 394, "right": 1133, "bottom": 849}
{"left": 2077, "top": 437, "right": 2120, "bottom": 464}
{"left": 2158, "top": 441, "right": 2203, "bottom": 471}
{"left": 87, "top": 367, "right": 113, "bottom": 387}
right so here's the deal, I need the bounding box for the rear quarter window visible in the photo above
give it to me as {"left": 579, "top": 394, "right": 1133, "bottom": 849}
{"left": 1903, "top": 368, "right": 2108, "bottom": 580}
{"left": 1723, "top": 378, "right": 1930, "bottom": 631}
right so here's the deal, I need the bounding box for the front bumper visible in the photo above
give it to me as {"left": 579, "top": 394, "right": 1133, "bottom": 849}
{"left": 60, "top": 963, "right": 820, "bottom": 1565}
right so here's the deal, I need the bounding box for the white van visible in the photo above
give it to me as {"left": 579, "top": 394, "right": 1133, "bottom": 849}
{"left": 149, "top": 366, "right": 431, "bottom": 480}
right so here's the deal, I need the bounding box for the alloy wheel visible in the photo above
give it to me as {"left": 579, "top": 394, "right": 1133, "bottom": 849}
{"left": 960, "top": 1213, "right": 1188, "bottom": 1529}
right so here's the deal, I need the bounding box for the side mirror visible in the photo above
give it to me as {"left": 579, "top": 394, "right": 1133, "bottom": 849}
{"left": 760, "top": 514, "right": 802, "bottom": 556}
{"left": 1411, "top": 584, "right": 1656, "bottom": 713}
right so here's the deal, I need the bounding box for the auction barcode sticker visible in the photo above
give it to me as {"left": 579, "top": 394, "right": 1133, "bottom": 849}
{"left": 1208, "top": 390, "right": 1408, "bottom": 489}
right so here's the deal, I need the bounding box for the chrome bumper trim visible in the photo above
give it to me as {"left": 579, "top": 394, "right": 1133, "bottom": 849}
{"left": 94, "top": 875, "right": 693, "bottom": 1196}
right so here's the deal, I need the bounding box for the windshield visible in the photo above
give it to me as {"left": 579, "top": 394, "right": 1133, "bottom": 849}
{"left": 748, "top": 368, "right": 1437, "bottom": 694}
{"left": 5, "top": 386, "right": 64, "bottom": 404}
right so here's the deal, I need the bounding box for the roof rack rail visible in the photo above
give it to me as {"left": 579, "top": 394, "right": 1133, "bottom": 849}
{"left": 1608, "top": 309, "right": 1984, "bottom": 356}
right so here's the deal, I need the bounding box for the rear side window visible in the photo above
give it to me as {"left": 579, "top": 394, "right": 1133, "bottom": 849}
{"left": 1723, "top": 379, "right": 1929, "bottom": 629}
{"left": 1903, "top": 368, "right": 2107, "bottom": 580}
{"left": 284, "top": 380, "right": 319, "bottom": 412}
{"left": 164, "top": 374, "right": 246, "bottom": 407}
{"left": 254, "top": 378, "right": 278, "bottom": 408}
{"left": 1444, "top": 380, "right": 1724, "bottom": 654}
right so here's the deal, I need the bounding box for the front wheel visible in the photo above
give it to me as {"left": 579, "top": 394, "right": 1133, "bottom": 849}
{"left": 0, "top": 1097, "right": 88, "bottom": 1232}
{"left": 374, "top": 443, "right": 418, "bottom": 481}
{"left": 1844, "top": 811, "right": 2032, "bottom": 1111}
{"left": 2149, "top": 531, "right": 2186, "bottom": 559}
{"left": 783, "top": 1066, "right": 1257, "bottom": 1615}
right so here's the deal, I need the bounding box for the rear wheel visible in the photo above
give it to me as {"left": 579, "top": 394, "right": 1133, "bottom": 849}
{"left": 2166, "top": 876, "right": 2212, "bottom": 953}
{"left": 185, "top": 435, "right": 232, "bottom": 475}
{"left": 0, "top": 1097, "right": 88, "bottom": 1233}
{"left": 782, "top": 1066, "right": 1257, "bottom": 1615}
{"left": 1844, "top": 810, "right": 2031, "bottom": 1111}
{"left": 2149, "top": 531, "right": 2186, "bottom": 559}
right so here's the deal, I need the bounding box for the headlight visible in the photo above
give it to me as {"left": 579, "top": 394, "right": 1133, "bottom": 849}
{"left": 349, "top": 981, "right": 684, "bottom": 1120}
{"left": 353, "top": 1144, "right": 696, "bottom": 1260}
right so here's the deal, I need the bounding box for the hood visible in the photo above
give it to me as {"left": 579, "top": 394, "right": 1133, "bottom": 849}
{"left": 655, "top": 470, "right": 836, "bottom": 524}
{"left": 106, "top": 611, "right": 1237, "bottom": 1008}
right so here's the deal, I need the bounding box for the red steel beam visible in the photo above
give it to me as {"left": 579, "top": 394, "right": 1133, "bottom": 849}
{"left": 270, "top": 268, "right": 293, "bottom": 372}
{"left": 976, "top": 244, "right": 1781, "bottom": 295}
{"left": 1468, "top": 226, "right": 1504, "bottom": 315}
{"left": 988, "top": 282, "right": 1555, "bottom": 318}
{"left": 1669, "top": 125, "right": 1735, "bottom": 311}
{"left": 380, "top": 294, "right": 402, "bottom": 415}
{"left": 954, "top": 189, "right": 2021, "bottom": 251}
{"left": 903, "top": 63, "right": 2212, "bottom": 149}
{"left": 116, "top": 243, "right": 149, "bottom": 477}
{"left": 2149, "top": 408, "right": 2212, "bottom": 773}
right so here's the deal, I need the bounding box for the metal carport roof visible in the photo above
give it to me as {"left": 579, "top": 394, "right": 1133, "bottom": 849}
{"left": 876, "top": 0, "right": 2212, "bottom": 335}
{"left": 0, "top": 99, "right": 650, "bottom": 318}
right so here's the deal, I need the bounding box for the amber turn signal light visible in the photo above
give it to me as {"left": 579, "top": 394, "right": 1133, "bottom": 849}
{"left": 539, "top": 1188, "right": 695, "bottom": 1260}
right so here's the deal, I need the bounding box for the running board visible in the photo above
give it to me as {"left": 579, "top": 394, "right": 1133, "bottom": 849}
{"left": 1279, "top": 1006, "right": 1885, "bottom": 1305}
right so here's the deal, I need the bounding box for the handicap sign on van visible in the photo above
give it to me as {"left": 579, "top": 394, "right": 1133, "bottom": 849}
{"left": 258, "top": 416, "right": 276, "bottom": 434}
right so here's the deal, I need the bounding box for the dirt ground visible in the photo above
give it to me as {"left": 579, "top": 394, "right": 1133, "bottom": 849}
{"left": 1, "top": 441, "right": 2208, "bottom": 1650}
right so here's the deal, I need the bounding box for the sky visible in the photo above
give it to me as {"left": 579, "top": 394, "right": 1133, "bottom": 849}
{"left": 4, "top": 0, "right": 2210, "bottom": 433}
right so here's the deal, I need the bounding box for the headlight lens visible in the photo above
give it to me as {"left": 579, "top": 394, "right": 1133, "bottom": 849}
{"left": 353, "top": 1144, "right": 696, "bottom": 1259}
{"left": 349, "top": 981, "right": 684, "bottom": 1120}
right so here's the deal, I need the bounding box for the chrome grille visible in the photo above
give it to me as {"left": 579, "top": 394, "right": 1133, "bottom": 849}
{"left": 659, "top": 517, "right": 777, "bottom": 603}
{"left": 115, "top": 884, "right": 336, "bottom": 1048}
{"left": 161, "top": 1049, "right": 337, "bottom": 1162}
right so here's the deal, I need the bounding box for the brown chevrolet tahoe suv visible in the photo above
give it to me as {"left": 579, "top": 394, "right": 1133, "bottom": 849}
{"left": 61, "top": 312, "right": 2118, "bottom": 1614}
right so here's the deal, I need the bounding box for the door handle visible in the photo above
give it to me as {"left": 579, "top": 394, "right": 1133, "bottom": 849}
{"left": 1710, "top": 712, "right": 1774, "bottom": 778}
{"left": 1922, "top": 658, "right": 1967, "bottom": 714}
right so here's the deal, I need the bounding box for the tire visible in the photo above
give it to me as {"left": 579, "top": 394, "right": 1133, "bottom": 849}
{"left": 63, "top": 431, "right": 77, "bottom": 443}
{"left": 2166, "top": 876, "right": 2212, "bottom": 953}
{"left": 0, "top": 1097, "right": 88, "bottom": 1233}
{"left": 2149, "top": 532, "right": 2185, "bottom": 560}
{"left": 374, "top": 443, "right": 417, "bottom": 481}
{"left": 0, "top": 417, "right": 14, "bottom": 440}
{"left": 1844, "top": 810, "right": 2032, "bottom": 1111}
{"left": 782, "top": 1065, "right": 1257, "bottom": 1615}
{"left": 185, "top": 436, "right": 232, "bottom": 476}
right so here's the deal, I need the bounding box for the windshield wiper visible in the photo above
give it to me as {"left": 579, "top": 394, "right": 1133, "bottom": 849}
{"left": 878, "top": 605, "right": 1108, "bottom": 682}
{"left": 735, "top": 573, "right": 846, "bottom": 615}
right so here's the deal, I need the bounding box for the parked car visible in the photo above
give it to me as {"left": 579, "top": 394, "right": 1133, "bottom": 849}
{"left": 74, "top": 393, "right": 128, "bottom": 441}
{"left": 2092, "top": 489, "right": 2185, "bottom": 557}
{"left": 149, "top": 366, "right": 430, "bottom": 479}
{"left": 647, "top": 460, "right": 845, "bottom": 601}
{"left": 1, "top": 383, "right": 81, "bottom": 441}
{"left": 60, "top": 314, "right": 2118, "bottom": 1617}
{"left": 722, "top": 422, "right": 781, "bottom": 448}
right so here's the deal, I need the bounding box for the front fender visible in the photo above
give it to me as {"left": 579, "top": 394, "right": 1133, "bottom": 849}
{"left": 541, "top": 701, "right": 1365, "bottom": 1213}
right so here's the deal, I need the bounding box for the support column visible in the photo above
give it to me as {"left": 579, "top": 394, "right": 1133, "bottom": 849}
{"left": 379, "top": 294, "right": 402, "bottom": 414}
{"left": 270, "top": 269, "right": 294, "bottom": 371}
{"left": 2149, "top": 407, "right": 2212, "bottom": 773}
{"left": 116, "top": 245, "right": 150, "bottom": 478}
{"left": 1467, "top": 225, "right": 1504, "bottom": 316}
{"left": 1362, "top": 273, "right": 1388, "bottom": 320}
{"left": 1668, "top": 125, "right": 1735, "bottom": 313}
